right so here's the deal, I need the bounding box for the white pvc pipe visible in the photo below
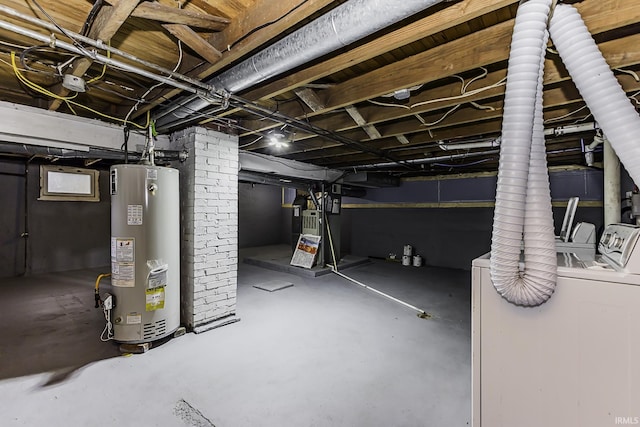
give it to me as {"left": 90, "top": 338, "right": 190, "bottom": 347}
{"left": 548, "top": 4, "right": 640, "bottom": 186}
{"left": 490, "top": 0, "right": 557, "bottom": 306}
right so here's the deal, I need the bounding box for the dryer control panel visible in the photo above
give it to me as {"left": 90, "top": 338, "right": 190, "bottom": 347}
{"left": 599, "top": 223, "right": 640, "bottom": 273}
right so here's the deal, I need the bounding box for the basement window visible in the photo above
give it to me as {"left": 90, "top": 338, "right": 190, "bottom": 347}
{"left": 39, "top": 165, "right": 100, "bottom": 202}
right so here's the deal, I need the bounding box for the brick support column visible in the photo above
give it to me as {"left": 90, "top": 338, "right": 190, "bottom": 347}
{"left": 171, "top": 127, "right": 239, "bottom": 333}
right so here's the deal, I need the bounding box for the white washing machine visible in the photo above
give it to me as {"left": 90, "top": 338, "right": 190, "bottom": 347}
{"left": 472, "top": 224, "right": 640, "bottom": 427}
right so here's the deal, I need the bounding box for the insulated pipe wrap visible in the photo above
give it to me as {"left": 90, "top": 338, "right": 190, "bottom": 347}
{"left": 490, "top": 0, "right": 557, "bottom": 306}
{"left": 548, "top": 4, "right": 640, "bottom": 185}
{"left": 156, "top": 0, "right": 445, "bottom": 126}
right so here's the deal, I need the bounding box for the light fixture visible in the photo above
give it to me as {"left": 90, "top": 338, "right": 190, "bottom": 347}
{"left": 382, "top": 85, "right": 424, "bottom": 101}
{"left": 267, "top": 129, "right": 289, "bottom": 148}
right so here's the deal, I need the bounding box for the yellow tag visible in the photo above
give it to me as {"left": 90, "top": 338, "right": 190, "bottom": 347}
{"left": 145, "top": 287, "right": 165, "bottom": 311}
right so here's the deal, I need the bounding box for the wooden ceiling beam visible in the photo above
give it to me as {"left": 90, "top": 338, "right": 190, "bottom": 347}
{"left": 344, "top": 105, "right": 382, "bottom": 140}
{"left": 285, "top": 102, "right": 595, "bottom": 162}
{"left": 88, "top": 0, "right": 141, "bottom": 40}
{"left": 196, "top": 0, "right": 519, "bottom": 128}
{"left": 238, "top": 0, "right": 634, "bottom": 136}
{"left": 130, "top": 0, "right": 335, "bottom": 117}
{"left": 294, "top": 88, "right": 325, "bottom": 112}
{"left": 269, "top": 73, "right": 640, "bottom": 160}
{"left": 281, "top": 0, "right": 640, "bottom": 120}
{"left": 282, "top": 101, "right": 591, "bottom": 161}
{"left": 243, "top": 0, "right": 520, "bottom": 102}
{"left": 241, "top": 29, "right": 640, "bottom": 143}
{"left": 163, "top": 24, "right": 223, "bottom": 64}
{"left": 131, "top": 2, "right": 230, "bottom": 30}
{"left": 49, "top": 0, "right": 141, "bottom": 111}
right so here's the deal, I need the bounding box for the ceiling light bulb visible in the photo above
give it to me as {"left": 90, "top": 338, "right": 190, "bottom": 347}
{"left": 393, "top": 89, "right": 411, "bottom": 100}
{"left": 267, "top": 130, "right": 288, "bottom": 148}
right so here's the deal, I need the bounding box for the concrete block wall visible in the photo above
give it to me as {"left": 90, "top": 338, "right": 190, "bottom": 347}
{"left": 171, "top": 127, "right": 239, "bottom": 331}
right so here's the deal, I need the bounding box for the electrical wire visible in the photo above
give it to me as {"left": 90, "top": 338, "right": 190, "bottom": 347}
{"left": 411, "top": 77, "right": 507, "bottom": 108}
{"left": 431, "top": 157, "right": 495, "bottom": 168}
{"left": 81, "top": 0, "right": 103, "bottom": 36}
{"left": 470, "top": 101, "right": 497, "bottom": 111}
{"left": 242, "top": 150, "right": 337, "bottom": 172}
{"left": 0, "top": 53, "right": 54, "bottom": 75}
{"left": 367, "top": 67, "right": 507, "bottom": 110}
{"left": 89, "top": 83, "right": 146, "bottom": 102}
{"left": 86, "top": 41, "right": 110, "bottom": 84}
{"left": 239, "top": 135, "right": 264, "bottom": 148}
{"left": 543, "top": 104, "right": 589, "bottom": 124}
{"left": 30, "top": 0, "right": 94, "bottom": 58}
{"left": 0, "top": 40, "right": 32, "bottom": 50}
{"left": 12, "top": 52, "right": 76, "bottom": 99}
{"left": 614, "top": 67, "right": 640, "bottom": 82}
{"left": 11, "top": 51, "right": 147, "bottom": 129}
{"left": 100, "top": 304, "right": 114, "bottom": 341}
{"left": 225, "top": 0, "right": 309, "bottom": 52}
{"left": 415, "top": 104, "right": 460, "bottom": 127}
{"left": 124, "top": 40, "right": 183, "bottom": 124}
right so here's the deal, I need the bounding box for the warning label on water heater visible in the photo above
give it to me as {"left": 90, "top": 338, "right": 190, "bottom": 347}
{"left": 145, "top": 288, "right": 165, "bottom": 311}
{"left": 112, "top": 262, "right": 135, "bottom": 287}
{"left": 126, "top": 313, "right": 142, "bottom": 324}
{"left": 127, "top": 204, "right": 143, "bottom": 225}
{"left": 112, "top": 238, "right": 135, "bottom": 287}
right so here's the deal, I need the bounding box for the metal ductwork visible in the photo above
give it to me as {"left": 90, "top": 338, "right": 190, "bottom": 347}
{"left": 155, "top": 0, "right": 447, "bottom": 131}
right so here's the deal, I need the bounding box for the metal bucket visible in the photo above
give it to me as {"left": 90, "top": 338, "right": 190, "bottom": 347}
{"left": 403, "top": 244, "right": 413, "bottom": 256}
{"left": 402, "top": 255, "right": 411, "bottom": 266}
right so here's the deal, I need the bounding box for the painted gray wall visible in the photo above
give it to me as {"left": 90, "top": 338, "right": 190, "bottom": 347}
{"left": 239, "top": 182, "right": 286, "bottom": 248}
{"left": 0, "top": 160, "right": 27, "bottom": 277}
{"left": 279, "top": 168, "right": 623, "bottom": 270}
{"left": 12, "top": 164, "right": 110, "bottom": 276}
{"left": 343, "top": 206, "right": 603, "bottom": 270}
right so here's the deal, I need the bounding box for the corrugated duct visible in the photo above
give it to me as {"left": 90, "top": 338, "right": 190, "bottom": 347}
{"left": 154, "top": 0, "right": 447, "bottom": 130}
{"left": 490, "top": 0, "right": 556, "bottom": 306}
{"left": 491, "top": 0, "right": 640, "bottom": 306}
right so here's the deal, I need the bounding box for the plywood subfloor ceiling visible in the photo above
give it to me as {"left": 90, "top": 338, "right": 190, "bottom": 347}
{"left": 0, "top": 0, "right": 638, "bottom": 175}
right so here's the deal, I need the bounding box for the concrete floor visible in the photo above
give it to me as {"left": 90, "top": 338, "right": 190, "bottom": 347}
{"left": 0, "top": 250, "right": 471, "bottom": 426}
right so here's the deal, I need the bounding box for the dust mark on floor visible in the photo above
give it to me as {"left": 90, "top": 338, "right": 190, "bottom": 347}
{"left": 174, "top": 399, "right": 216, "bottom": 427}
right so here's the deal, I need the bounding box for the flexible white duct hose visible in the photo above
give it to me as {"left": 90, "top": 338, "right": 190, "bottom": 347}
{"left": 492, "top": 1, "right": 640, "bottom": 306}
{"left": 490, "top": 0, "right": 557, "bottom": 306}
{"left": 549, "top": 4, "right": 640, "bottom": 185}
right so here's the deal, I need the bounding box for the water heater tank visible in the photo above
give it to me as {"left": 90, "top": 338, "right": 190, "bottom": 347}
{"left": 110, "top": 164, "right": 180, "bottom": 343}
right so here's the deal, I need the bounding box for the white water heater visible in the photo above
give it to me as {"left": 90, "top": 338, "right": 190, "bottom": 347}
{"left": 110, "top": 164, "right": 180, "bottom": 343}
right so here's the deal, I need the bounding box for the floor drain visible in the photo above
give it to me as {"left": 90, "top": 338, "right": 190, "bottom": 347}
{"left": 174, "top": 399, "right": 216, "bottom": 427}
